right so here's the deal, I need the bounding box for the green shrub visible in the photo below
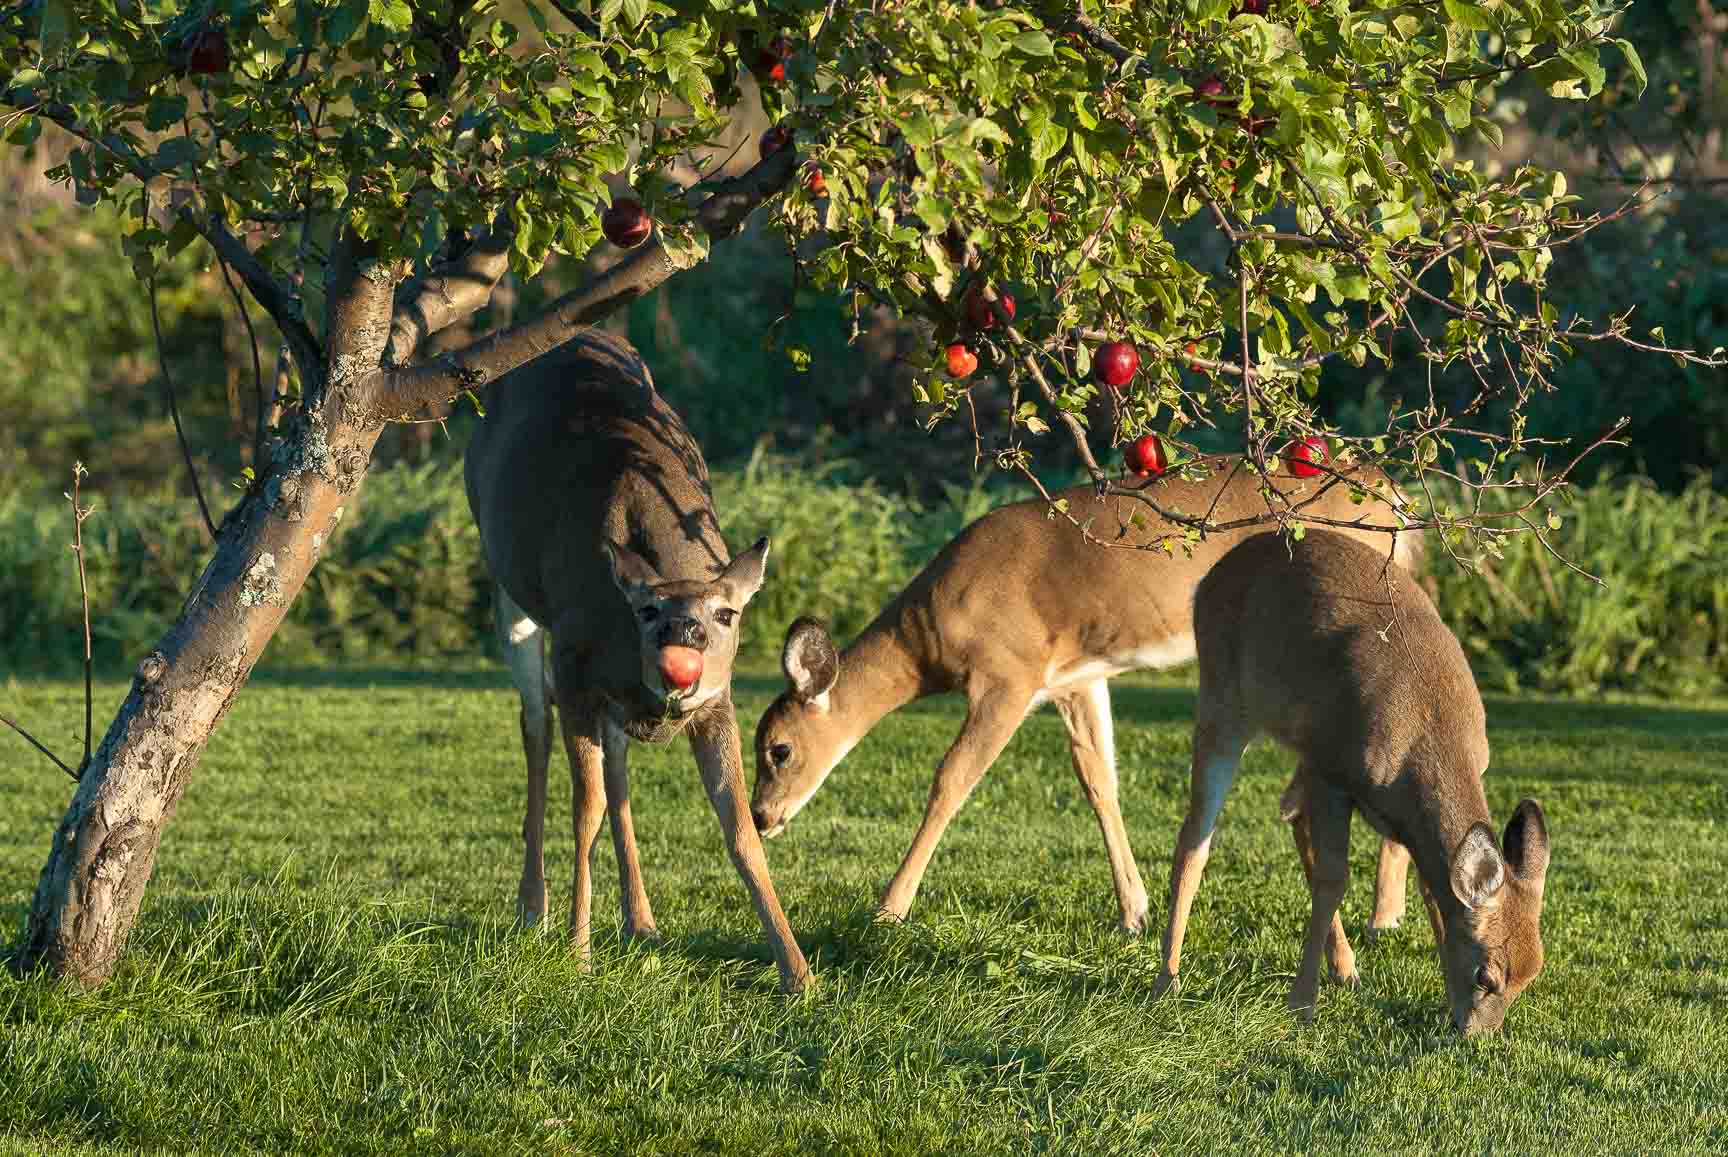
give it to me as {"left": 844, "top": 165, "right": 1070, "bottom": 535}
{"left": 3, "top": 462, "right": 1723, "bottom": 698}
{"left": 1428, "top": 473, "right": 1728, "bottom": 697}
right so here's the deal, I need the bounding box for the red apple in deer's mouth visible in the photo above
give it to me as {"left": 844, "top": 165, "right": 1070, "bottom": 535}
{"left": 1284, "top": 435, "right": 1330, "bottom": 478}
{"left": 601, "top": 197, "right": 652, "bottom": 248}
{"left": 1094, "top": 340, "right": 1140, "bottom": 389}
{"left": 658, "top": 646, "right": 704, "bottom": 691}
{"left": 945, "top": 342, "right": 979, "bottom": 379}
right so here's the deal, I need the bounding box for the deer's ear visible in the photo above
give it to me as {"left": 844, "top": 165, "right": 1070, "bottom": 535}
{"left": 782, "top": 616, "right": 839, "bottom": 709}
{"left": 603, "top": 540, "right": 661, "bottom": 601}
{"left": 717, "top": 536, "right": 770, "bottom": 606}
{"left": 1450, "top": 822, "right": 1507, "bottom": 911}
{"left": 1503, "top": 799, "right": 1550, "bottom": 894}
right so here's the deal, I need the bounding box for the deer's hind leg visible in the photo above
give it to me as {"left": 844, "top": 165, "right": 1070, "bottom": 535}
{"left": 1054, "top": 679, "right": 1149, "bottom": 935}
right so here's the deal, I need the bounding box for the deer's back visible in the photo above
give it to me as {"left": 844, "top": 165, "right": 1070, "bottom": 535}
{"left": 884, "top": 460, "right": 1416, "bottom": 689}
{"left": 1196, "top": 530, "right": 1487, "bottom": 791}
{"left": 463, "top": 332, "right": 729, "bottom": 638}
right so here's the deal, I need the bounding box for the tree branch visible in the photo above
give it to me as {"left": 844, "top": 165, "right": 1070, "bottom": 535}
{"left": 377, "top": 145, "right": 797, "bottom": 416}
{"left": 385, "top": 217, "right": 515, "bottom": 366}
{"left": 199, "top": 217, "right": 323, "bottom": 388}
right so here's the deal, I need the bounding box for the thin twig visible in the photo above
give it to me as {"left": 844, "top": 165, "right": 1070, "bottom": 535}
{"left": 70, "top": 463, "right": 94, "bottom": 775}
{"left": 148, "top": 277, "right": 219, "bottom": 539}
{"left": 215, "top": 254, "right": 266, "bottom": 467}
{"left": 0, "top": 714, "right": 79, "bottom": 781}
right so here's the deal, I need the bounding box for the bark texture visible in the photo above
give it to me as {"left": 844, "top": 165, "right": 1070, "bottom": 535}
{"left": 17, "top": 415, "right": 379, "bottom": 983}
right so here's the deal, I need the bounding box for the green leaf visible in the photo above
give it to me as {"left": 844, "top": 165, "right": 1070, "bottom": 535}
{"left": 1011, "top": 30, "right": 1055, "bottom": 57}
{"left": 368, "top": 0, "right": 413, "bottom": 32}
{"left": 1440, "top": 0, "right": 1493, "bottom": 31}
{"left": 145, "top": 93, "right": 188, "bottom": 133}
{"left": 1613, "top": 38, "right": 1647, "bottom": 98}
{"left": 1559, "top": 46, "right": 1605, "bottom": 97}
{"left": 621, "top": 0, "right": 648, "bottom": 29}
{"left": 38, "top": 0, "right": 78, "bottom": 58}
{"left": 1377, "top": 201, "right": 1420, "bottom": 241}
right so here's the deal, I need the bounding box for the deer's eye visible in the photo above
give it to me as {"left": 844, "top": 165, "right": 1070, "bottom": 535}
{"left": 715, "top": 608, "right": 737, "bottom": 628}
{"left": 769, "top": 743, "right": 792, "bottom": 767}
{"left": 1474, "top": 965, "right": 1501, "bottom": 994}
{"left": 637, "top": 605, "right": 659, "bottom": 623}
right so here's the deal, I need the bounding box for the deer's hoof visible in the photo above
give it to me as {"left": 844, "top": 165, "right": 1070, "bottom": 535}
{"left": 1152, "top": 970, "right": 1181, "bottom": 998}
{"left": 1364, "top": 918, "right": 1401, "bottom": 944}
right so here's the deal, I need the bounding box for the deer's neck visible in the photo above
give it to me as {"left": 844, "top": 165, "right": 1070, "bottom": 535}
{"left": 831, "top": 615, "right": 928, "bottom": 735}
{"left": 1397, "top": 771, "right": 1497, "bottom": 924}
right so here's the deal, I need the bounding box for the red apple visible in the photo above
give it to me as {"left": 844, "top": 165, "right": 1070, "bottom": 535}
{"left": 945, "top": 342, "right": 978, "bottom": 379}
{"left": 760, "top": 124, "right": 793, "bottom": 157}
{"left": 756, "top": 35, "right": 792, "bottom": 84}
{"left": 187, "top": 26, "right": 229, "bottom": 75}
{"left": 1124, "top": 435, "right": 1168, "bottom": 478}
{"left": 965, "top": 285, "right": 1015, "bottom": 330}
{"left": 804, "top": 166, "right": 828, "bottom": 197}
{"left": 658, "top": 646, "right": 704, "bottom": 691}
{"left": 602, "top": 197, "right": 652, "bottom": 248}
{"left": 1184, "top": 341, "right": 1204, "bottom": 371}
{"left": 1284, "top": 435, "right": 1330, "bottom": 478}
{"left": 1194, "top": 75, "right": 1227, "bottom": 103}
{"left": 1235, "top": 0, "right": 1267, "bottom": 15}
{"left": 1093, "top": 340, "right": 1140, "bottom": 390}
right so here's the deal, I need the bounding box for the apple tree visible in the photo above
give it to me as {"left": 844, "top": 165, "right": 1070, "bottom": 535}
{"left": 1, "top": 0, "right": 1716, "bottom": 986}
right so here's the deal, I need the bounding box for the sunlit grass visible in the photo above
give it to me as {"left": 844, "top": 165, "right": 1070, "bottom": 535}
{"left": 3, "top": 666, "right": 1725, "bottom": 1153}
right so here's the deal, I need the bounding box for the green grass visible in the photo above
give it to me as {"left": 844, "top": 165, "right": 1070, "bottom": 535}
{"left": 3, "top": 665, "right": 1726, "bottom": 1154}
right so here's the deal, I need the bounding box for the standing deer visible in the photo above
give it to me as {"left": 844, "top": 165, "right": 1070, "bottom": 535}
{"left": 750, "top": 456, "right": 1420, "bottom": 949}
{"left": 465, "top": 331, "right": 809, "bottom": 994}
{"left": 1159, "top": 529, "right": 1549, "bottom": 1032}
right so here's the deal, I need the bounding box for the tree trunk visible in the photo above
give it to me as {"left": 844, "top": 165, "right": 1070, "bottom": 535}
{"left": 14, "top": 411, "right": 380, "bottom": 984}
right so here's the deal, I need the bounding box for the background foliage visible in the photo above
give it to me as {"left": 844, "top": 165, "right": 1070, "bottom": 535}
{"left": 2, "top": 455, "right": 1723, "bottom": 697}
{"left": 2, "top": 2, "right": 1727, "bottom": 694}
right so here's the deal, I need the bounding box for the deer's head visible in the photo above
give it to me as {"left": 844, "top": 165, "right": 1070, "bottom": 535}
{"left": 604, "top": 537, "right": 770, "bottom": 719}
{"left": 1442, "top": 799, "right": 1551, "bottom": 1035}
{"left": 751, "top": 617, "right": 848, "bottom": 838}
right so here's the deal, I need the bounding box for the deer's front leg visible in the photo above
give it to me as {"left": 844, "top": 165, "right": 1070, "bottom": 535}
{"left": 601, "top": 719, "right": 658, "bottom": 942}
{"left": 878, "top": 683, "right": 1036, "bottom": 923}
{"left": 1283, "top": 769, "right": 1358, "bottom": 987}
{"left": 499, "top": 592, "right": 553, "bottom": 930}
{"left": 561, "top": 703, "right": 608, "bottom": 966}
{"left": 688, "top": 695, "right": 811, "bottom": 995}
{"left": 1289, "top": 779, "right": 1353, "bottom": 1022}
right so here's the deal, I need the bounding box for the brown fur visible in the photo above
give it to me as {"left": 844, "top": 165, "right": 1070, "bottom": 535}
{"left": 751, "top": 456, "right": 1422, "bottom": 941}
{"left": 1158, "top": 530, "right": 1549, "bottom": 1031}
{"left": 464, "top": 331, "right": 810, "bottom": 993}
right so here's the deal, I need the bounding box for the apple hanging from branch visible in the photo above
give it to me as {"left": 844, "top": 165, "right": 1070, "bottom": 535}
{"left": 601, "top": 197, "right": 652, "bottom": 248}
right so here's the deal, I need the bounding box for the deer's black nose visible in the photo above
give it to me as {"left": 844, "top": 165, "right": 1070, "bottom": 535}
{"left": 655, "top": 616, "right": 707, "bottom": 650}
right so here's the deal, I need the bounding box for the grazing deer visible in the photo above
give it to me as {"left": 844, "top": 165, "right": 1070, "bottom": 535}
{"left": 750, "top": 456, "right": 1420, "bottom": 946}
{"left": 1159, "top": 529, "right": 1549, "bottom": 1032}
{"left": 464, "top": 331, "right": 809, "bottom": 994}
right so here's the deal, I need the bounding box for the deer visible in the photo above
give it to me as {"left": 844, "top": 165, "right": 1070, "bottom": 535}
{"left": 464, "top": 330, "right": 810, "bottom": 994}
{"left": 1158, "top": 529, "right": 1550, "bottom": 1032}
{"left": 749, "top": 455, "right": 1422, "bottom": 953}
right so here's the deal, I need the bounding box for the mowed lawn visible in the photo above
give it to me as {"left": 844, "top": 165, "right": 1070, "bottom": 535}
{"left": 2, "top": 665, "right": 1726, "bottom": 1154}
